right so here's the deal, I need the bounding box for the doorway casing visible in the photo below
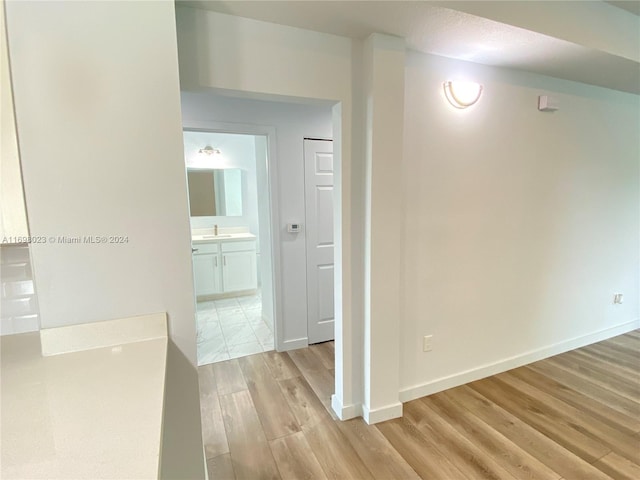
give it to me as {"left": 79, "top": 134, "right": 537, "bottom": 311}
{"left": 183, "top": 119, "right": 281, "bottom": 350}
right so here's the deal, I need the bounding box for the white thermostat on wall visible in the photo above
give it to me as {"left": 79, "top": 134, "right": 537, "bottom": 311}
{"left": 287, "top": 223, "right": 302, "bottom": 233}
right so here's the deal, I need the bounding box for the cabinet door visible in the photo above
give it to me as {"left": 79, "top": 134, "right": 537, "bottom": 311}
{"left": 222, "top": 251, "right": 257, "bottom": 293}
{"left": 193, "top": 253, "right": 221, "bottom": 296}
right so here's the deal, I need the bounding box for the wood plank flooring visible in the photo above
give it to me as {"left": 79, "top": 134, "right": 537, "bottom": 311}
{"left": 198, "top": 331, "right": 640, "bottom": 479}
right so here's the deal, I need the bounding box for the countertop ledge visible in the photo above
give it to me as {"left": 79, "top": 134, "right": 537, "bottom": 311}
{"left": 40, "top": 312, "right": 168, "bottom": 356}
{"left": 192, "top": 232, "right": 256, "bottom": 244}
{"left": 0, "top": 313, "right": 168, "bottom": 479}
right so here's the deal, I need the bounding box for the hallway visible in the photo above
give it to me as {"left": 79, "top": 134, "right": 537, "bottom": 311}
{"left": 198, "top": 331, "right": 640, "bottom": 479}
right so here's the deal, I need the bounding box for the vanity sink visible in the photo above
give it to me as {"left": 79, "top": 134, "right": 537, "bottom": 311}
{"left": 192, "top": 232, "right": 256, "bottom": 244}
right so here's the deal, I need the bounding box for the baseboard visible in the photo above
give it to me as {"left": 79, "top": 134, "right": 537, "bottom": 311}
{"left": 399, "top": 319, "right": 640, "bottom": 403}
{"left": 261, "top": 313, "right": 274, "bottom": 330}
{"left": 40, "top": 312, "right": 167, "bottom": 356}
{"left": 196, "top": 289, "right": 257, "bottom": 302}
{"left": 331, "top": 394, "right": 362, "bottom": 420}
{"left": 362, "top": 401, "right": 403, "bottom": 425}
{"left": 278, "top": 337, "right": 308, "bottom": 352}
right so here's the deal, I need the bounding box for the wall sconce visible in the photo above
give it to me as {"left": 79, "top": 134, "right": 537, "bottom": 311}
{"left": 443, "top": 81, "right": 483, "bottom": 109}
{"left": 198, "top": 145, "right": 221, "bottom": 155}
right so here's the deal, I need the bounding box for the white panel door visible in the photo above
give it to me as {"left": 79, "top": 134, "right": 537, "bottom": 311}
{"left": 304, "top": 139, "right": 334, "bottom": 344}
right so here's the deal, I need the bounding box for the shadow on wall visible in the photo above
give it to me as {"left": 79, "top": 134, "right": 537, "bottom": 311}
{"left": 176, "top": 4, "right": 243, "bottom": 93}
{"left": 160, "top": 339, "right": 205, "bottom": 479}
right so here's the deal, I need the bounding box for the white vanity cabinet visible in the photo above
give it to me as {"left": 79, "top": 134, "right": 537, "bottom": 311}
{"left": 192, "top": 242, "right": 222, "bottom": 296}
{"left": 192, "top": 236, "right": 257, "bottom": 299}
{"left": 221, "top": 241, "right": 258, "bottom": 293}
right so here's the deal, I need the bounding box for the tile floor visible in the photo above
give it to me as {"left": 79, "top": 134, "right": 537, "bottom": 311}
{"left": 196, "top": 291, "right": 274, "bottom": 366}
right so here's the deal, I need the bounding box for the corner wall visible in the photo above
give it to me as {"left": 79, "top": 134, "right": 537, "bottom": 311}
{"left": 400, "top": 51, "right": 640, "bottom": 400}
{"left": 5, "top": 1, "right": 205, "bottom": 476}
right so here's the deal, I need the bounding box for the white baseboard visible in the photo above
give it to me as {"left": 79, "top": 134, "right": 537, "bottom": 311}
{"left": 40, "top": 312, "right": 167, "bottom": 356}
{"left": 278, "top": 337, "right": 308, "bottom": 352}
{"left": 331, "top": 394, "right": 362, "bottom": 420}
{"left": 399, "top": 319, "right": 640, "bottom": 403}
{"left": 362, "top": 401, "right": 403, "bottom": 425}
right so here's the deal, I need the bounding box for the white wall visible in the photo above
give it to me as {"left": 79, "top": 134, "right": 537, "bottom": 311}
{"left": 0, "top": 2, "right": 28, "bottom": 241}
{"left": 184, "top": 130, "right": 260, "bottom": 240}
{"left": 181, "top": 93, "right": 333, "bottom": 347}
{"left": 8, "top": 0, "right": 196, "bottom": 359}
{"left": 400, "top": 51, "right": 640, "bottom": 400}
{"left": 5, "top": 1, "right": 205, "bottom": 476}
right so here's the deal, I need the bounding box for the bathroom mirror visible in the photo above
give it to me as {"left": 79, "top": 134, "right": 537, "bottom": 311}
{"left": 187, "top": 168, "right": 243, "bottom": 217}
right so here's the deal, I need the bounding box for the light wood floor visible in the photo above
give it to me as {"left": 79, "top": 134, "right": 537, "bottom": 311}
{"left": 198, "top": 331, "right": 640, "bottom": 479}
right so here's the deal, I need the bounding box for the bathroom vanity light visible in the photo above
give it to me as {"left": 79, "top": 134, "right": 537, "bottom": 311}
{"left": 198, "top": 145, "right": 221, "bottom": 155}
{"left": 443, "top": 81, "right": 483, "bottom": 109}
{"left": 189, "top": 145, "right": 232, "bottom": 169}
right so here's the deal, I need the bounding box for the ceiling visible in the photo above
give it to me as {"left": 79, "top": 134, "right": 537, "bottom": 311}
{"left": 607, "top": 1, "right": 640, "bottom": 16}
{"left": 179, "top": 1, "right": 640, "bottom": 94}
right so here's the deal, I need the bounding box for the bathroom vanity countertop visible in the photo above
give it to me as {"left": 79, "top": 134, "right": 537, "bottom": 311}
{"left": 192, "top": 232, "right": 256, "bottom": 244}
{"left": 0, "top": 324, "right": 167, "bottom": 478}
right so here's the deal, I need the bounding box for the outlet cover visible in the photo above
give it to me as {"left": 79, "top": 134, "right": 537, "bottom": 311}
{"left": 423, "top": 335, "right": 433, "bottom": 352}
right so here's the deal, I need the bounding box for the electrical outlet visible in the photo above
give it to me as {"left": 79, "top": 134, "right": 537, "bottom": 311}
{"left": 423, "top": 335, "right": 433, "bottom": 352}
{"left": 613, "top": 293, "right": 624, "bottom": 304}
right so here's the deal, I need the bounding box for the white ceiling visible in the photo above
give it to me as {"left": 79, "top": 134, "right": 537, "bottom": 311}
{"left": 607, "top": 1, "right": 640, "bottom": 16}
{"left": 179, "top": 1, "right": 640, "bottom": 94}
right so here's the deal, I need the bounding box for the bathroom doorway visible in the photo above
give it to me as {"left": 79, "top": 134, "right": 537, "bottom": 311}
{"left": 183, "top": 130, "right": 276, "bottom": 366}
{"left": 179, "top": 93, "right": 336, "bottom": 360}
